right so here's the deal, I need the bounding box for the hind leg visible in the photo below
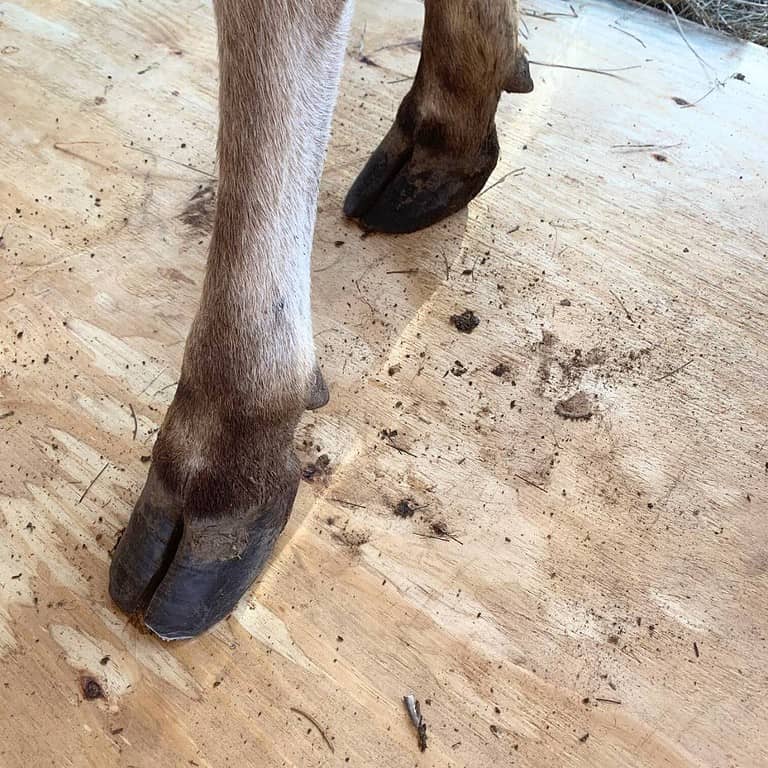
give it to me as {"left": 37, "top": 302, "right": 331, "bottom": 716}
{"left": 344, "top": 0, "right": 532, "bottom": 234}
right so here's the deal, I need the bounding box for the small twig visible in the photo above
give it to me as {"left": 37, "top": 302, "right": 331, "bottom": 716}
{"left": 686, "top": 73, "right": 744, "bottom": 109}
{"left": 654, "top": 359, "right": 695, "bottom": 382}
{"left": 0, "top": 411, "right": 15, "bottom": 419}
{"left": 121, "top": 144, "right": 215, "bottom": 178}
{"left": 355, "top": 22, "right": 367, "bottom": 59}
{"left": 537, "top": 7, "right": 578, "bottom": 17}
{"left": 660, "top": 1, "right": 718, "bottom": 83}
{"left": 53, "top": 140, "right": 104, "bottom": 146}
{"left": 528, "top": 61, "right": 641, "bottom": 78}
{"left": 128, "top": 403, "right": 138, "bottom": 441}
{"left": 441, "top": 253, "right": 451, "bottom": 281}
{"left": 386, "top": 269, "right": 419, "bottom": 275}
{"left": 403, "top": 694, "right": 428, "bottom": 752}
{"left": 354, "top": 279, "right": 376, "bottom": 318}
{"left": 477, "top": 167, "right": 526, "bottom": 198}
{"left": 139, "top": 366, "right": 167, "bottom": 395}
{"left": 373, "top": 39, "right": 421, "bottom": 53}
{"left": 328, "top": 498, "right": 367, "bottom": 509}
{"left": 387, "top": 76, "right": 414, "bottom": 84}
{"left": 611, "top": 142, "right": 682, "bottom": 152}
{"left": 429, "top": 521, "right": 463, "bottom": 545}
{"left": 687, "top": 83, "right": 717, "bottom": 107}
{"left": 385, "top": 439, "right": 417, "bottom": 458}
{"left": 595, "top": 697, "right": 623, "bottom": 704}
{"left": 155, "top": 380, "right": 179, "bottom": 394}
{"left": 608, "top": 23, "right": 647, "bottom": 48}
{"left": 290, "top": 707, "right": 334, "bottom": 753}
{"left": 610, "top": 290, "right": 634, "bottom": 322}
{"left": 524, "top": 5, "right": 578, "bottom": 18}
{"left": 522, "top": 10, "right": 558, "bottom": 21}
{"left": 416, "top": 531, "right": 461, "bottom": 544}
{"left": 53, "top": 140, "right": 215, "bottom": 178}
{"left": 550, "top": 227, "right": 560, "bottom": 260}
{"left": 414, "top": 533, "right": 451, "bottom": 542}
{"left": 78, "top": 463, "right": 109, "bottom": 504}
{"left": 0, "top": 288, "right": 15, "bottom": 303}
{"left": 514, "top": 473, "right": 548, "bottom": 493}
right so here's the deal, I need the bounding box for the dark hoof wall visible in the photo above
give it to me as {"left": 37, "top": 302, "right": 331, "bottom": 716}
{"left": 141, "top": 523, "right": 287, "bottom": 640}
{"left": 109, "top": 465, "right": 298, "bottom": 640}
{"left": 505, "top": 50, "right": 534, "bottom": 94}
{"left": 343, "top": 128, "right": 500, "bottom": 234}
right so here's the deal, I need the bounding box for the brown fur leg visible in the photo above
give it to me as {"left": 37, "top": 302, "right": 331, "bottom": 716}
{"left": 109, "top": 0, "right": 350, "bottom": 640}
{"left": 344, "top": 0, "right": 532, "bottom": 233}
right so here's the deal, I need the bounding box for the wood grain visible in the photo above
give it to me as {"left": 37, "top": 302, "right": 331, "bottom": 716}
{"left": 1, "top": 0, "right": 766, "bottom": 765}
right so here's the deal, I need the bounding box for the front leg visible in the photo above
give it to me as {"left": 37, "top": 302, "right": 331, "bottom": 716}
{"left": 109, "top": 0, "right": 351, "bottom": 640}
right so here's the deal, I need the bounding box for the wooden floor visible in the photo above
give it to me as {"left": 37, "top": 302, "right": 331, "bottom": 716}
{"left": 1, "top": 0, "right": 767, "bottom": 765}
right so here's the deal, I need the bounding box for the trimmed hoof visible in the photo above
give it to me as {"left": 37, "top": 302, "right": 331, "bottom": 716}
{"left": 505, "top": 49, "right": 534, "bottom": 94}
{"left": 109, "top": 463, "right": 298, "bottom": 640}
{"left": 343, "top": 122, "right": 500, "bottom": 234}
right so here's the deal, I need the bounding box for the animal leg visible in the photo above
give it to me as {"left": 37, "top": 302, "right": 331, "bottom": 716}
{"left": 344, "top": 0, "right": 532, "bottom": 233}
{"left": 109, "top": 0, "right": 351, "bottom": 639}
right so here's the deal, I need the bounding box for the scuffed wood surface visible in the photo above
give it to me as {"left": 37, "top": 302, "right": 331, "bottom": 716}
{"left": 1, "top": 0, "right": 767, "bottom": 765}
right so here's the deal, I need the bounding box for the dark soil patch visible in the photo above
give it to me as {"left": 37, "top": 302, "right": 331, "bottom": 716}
{"left": 394, "top": 498, "right": 418, "bottom": 518}
{"left": 331, "top": 528, "right": 370, "bottom": 548}
{"left": 450, "top": 309, "right": 480, "bottom": 333}
{"left": 81, "top": 676, "right": 105, "bottom": 700}
{"left": 302, "top": 454, "right": 331, "bottom": 483}
{"left": 555, "top": 391, "right": 594, "bottom": 420}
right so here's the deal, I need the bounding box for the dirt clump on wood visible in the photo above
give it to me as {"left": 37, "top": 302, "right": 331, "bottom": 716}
{"left": 331, "top": 527, "right": 370, "bottom": 549}
{"left": 555, "top": 391, "right": 594, "bottom": 420}
{"left": 81, "top": 676, "right": 105, "bottom": 700}
{"left": 394, "top": 498, "right": 418, "bottom": 518}
{"left": 450, "top": 309, "right": 480, "bottom": 333}
{"left": 302, "top": 454, "right": 331, "bottom": 483}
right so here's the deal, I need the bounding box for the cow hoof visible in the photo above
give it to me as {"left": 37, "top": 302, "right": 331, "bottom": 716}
{"left": 344, "top": 0, "right": 532, "bottom": 234}
{"left": 343, "top": 71, "right": 507, "bottom": 235}
{"left": 343, "top": 118, "right": 500, "bottom": 234}
{"left": 109, "top": 457, "right": 299, "bottom": 640}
